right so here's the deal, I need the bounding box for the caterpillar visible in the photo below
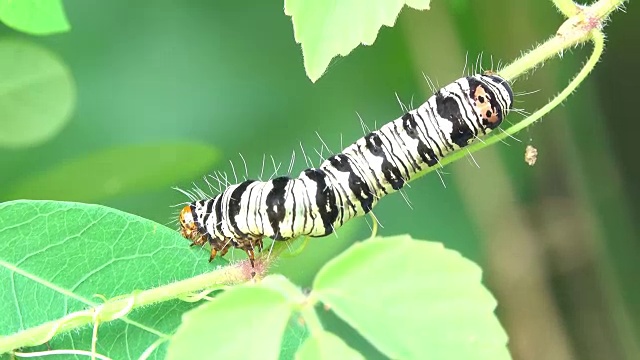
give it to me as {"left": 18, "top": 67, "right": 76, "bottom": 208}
{"left": 178, "top": 73, "right": 513, "bottom": 266}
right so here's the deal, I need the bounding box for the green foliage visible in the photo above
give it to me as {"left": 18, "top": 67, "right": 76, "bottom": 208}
{"left": 0, "top": 200, "right": 227, "bottom": 357}
{"left": 0, "top": 39, "right": 75, "bottom": 149}
{"left": 0, "top": 0, "right": 70, "bottom": 35}
{"left": 168, "top": 277, "right": 301, "bottom": 360}
{"left": 6, "top": 143, "right": 219, "bottom": 202}
{"left": 0, "top": 201, "right": 507, "bottom": 359}
{"left": 168, "top": 236, "right": 508, "bottom": 359}
{"left": 285, "top": 0, "right": 431, "bottom": 82}
{"left": 169, "top": 236, "right": 509, "bottom": 359}
{"left": 313, "top": 235, "right": 510, "bottom": 359}
{"left": 296, "top": 331, "right": 363, "bottom": 360}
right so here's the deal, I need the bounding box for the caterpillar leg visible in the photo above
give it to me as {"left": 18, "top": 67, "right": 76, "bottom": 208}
{"left": 207, "top": 245, "right": 231, "bottom": 262}
{"left": 208, "top": 248, "right": 217, "bottom": 262}
{"left": 237, "top": 242, "right": 259, "bottom": 268}
{"left": 245, "top": 247, "right": 256, "bottom": 268}
{"left": 207, "top": 236, "right": 233, "bottom": 263}
{"left": 234, "top": 236, "right": 265, "bottom": 268}
{"left": 189, "top": 235, "right": 207, "bottom": 247}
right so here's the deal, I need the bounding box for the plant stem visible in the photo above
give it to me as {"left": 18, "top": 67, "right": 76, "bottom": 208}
{"left": 413, "top": 0, "right": 622, "bottom": 183}
{"left": 553, "top": 0, "right": 579, "bottom": 17}
{"left": 0, "top": 264, "right": 251, "bottom": 353}
{"left": 414, "top": 29, "right": 605, "bottom": 182}
{"left": 500, "top": 0, "right": 620, "bottom": 81}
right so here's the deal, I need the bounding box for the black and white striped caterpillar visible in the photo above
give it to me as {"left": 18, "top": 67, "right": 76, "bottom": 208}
{"left": 178, "top": 73, "right": 513, "bottom": 266}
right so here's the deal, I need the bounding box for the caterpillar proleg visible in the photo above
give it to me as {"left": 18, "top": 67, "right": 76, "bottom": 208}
{"left": 178, "top": 73, "right": 514, "bottom": 266}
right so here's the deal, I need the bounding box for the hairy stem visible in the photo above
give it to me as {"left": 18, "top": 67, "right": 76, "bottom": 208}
{"left": 553, "top": 0, "right": 579, "bottom": 17}
{"left": 500, "top": 0, "right": 619, "bottom": 80}
{"left": 0, "top": 264, "right": 251, "bottom": 353}
{"left": 419, "top": 29, "right": 605, "bottom": 178}
{"left": 413, "top": 0, "right": 622, "bottom": 182}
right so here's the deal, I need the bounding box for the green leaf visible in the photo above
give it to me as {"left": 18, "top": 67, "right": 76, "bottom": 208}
{"left": 274, "top": 219, "right": 362, "bottom": 288}
{"left": 168, "top": 276, "right": 301, "bottom": 360}
{"left": 7, "top": 143, "right": 218, "bottom": 202}
{"left": 281, "top": 318, "right": 309, "bottom": 360}
{"left": 0, "top": 200, "right": 226, "bottom": 358}
{"left": 296, "top": 331, "right": 364, "bottom": 360}
{"left": 0, "top": 0, "right": 70, "bottom": 35}
{"left": 0, "top": 39, "right": 75, "bottom": 149}
{"left": 312, "top": 235, "right": 510, "bottom": 360}
{"left": 284, "top": 0, "right": 431, "bottom": 82}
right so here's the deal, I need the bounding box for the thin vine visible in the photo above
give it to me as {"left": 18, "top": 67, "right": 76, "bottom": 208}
{"left": 411, "top": 0, "right": 621, "bottom": 181}
{"left": 0, "top": 0, "right": 627, "bottom": 355}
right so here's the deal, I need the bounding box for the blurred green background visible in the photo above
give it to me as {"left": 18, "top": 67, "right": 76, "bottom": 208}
{"left": 0, "top": 1, "right": 637, "bottom": 359}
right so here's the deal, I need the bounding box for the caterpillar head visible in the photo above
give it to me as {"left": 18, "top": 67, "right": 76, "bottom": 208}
{"left": 473, "top": 73, "right": 513, "bottom": 130}
{"left": 179, "top": 205, "right": 203, "bottom": 244}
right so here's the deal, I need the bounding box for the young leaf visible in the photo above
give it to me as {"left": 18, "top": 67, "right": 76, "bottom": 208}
{"left": 280, "top": 318, "right": 310, "bottom": 360}
{"left": 312, "top": 235, "right": 511, "bottom": 360}
{"left": 168, "top": 276, "right": 301, "bottom": 360}
{"left": 295, "top": 331, "right": 364, "bottom": 360}
{"left": 284, "top": 0, "right": 431, "bottom": 82}
{"left": 7, "top": 143, "right": 218, "bottom": 202}
{"left": 0, "top": 39, "right": 75, "bottom": 149}
{"left": 0, "top": 200, "right": 225, "bottom": 358}
{"left": 0, "top": 0, "right": 70, "bottom": 35}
